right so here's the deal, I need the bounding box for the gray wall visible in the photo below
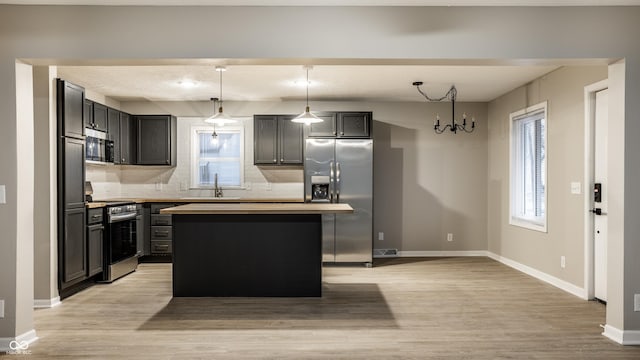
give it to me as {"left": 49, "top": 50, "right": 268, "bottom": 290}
{"left": 487, "top": 66, "right": 608, "bottom": 288}
{"left": 120, "top": 99, "right": 489, "bottom": 253}
{"left": 2, "top": 4, "right": 640, "bottom": 340}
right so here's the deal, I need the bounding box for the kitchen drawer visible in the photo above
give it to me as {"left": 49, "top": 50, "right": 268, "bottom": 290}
{"left": 87, "top": 208, "right": 104, "bottom": 225}
{"left": 151, "top": 225, "right": 172, "bottom": 240}
{"left": 150, "top": 203, "right": 177, "bottom": 214}
{"left": 150, "top": 240, "right": 172, "bottom": 254}
{"left": 151, "top": 214, "right": 172, "bottom": 226}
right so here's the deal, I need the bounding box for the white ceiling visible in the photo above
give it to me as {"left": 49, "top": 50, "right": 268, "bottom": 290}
{"left": 3, "top": 0, "right": 640, "bottom": 5}
{"left": 57, "top": 64, "right": 562, "bottom": 103}
{"left": 10, "top": 1, "right": 624, "bottom": 103}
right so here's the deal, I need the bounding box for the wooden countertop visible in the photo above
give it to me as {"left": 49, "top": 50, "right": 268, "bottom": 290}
{"left": 160, "top": 203, "right": 354, "bottom": 215}
{"left": 91, "top": 198, "right": 303, "bottom": 204}
{"left": 86, "top": 202, "right": 107, "bottom": 209}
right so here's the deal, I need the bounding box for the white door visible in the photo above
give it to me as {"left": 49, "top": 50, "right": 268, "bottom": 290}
{"left": 594, "top": 88, "right": 609, "bottom": 302}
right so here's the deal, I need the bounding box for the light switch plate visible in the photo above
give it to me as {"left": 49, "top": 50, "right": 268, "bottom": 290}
{"left": 571, "top": 182, "right": 581, "bottom": 195}
{"left": 0, "top": 299, "right": 4, "bottom": 318}
{"left": 635, "top": 294, "right": 640, "bottom": 312}
{"left": 0, "top": 185, "right": 5, "bottom": 204}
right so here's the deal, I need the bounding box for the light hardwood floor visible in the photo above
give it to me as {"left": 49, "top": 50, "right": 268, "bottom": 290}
{"left": 16, "top": 257, "right": 640, "bottom": 359}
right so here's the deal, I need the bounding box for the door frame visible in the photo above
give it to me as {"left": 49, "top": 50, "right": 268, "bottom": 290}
{"left": 583, "top": 79, "right": 608, "bottom": 300}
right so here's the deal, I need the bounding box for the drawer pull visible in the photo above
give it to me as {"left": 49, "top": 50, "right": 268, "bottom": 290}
{"left": 154, "top": 245, "right": 170, "bottom": 250}
{"left": 154, "top": 231, "right": 170, "bottom": 236}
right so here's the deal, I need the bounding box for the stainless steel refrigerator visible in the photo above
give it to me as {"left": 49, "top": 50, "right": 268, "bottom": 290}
{"left": 305, "top": 138, "right": 373, "bottom": 264}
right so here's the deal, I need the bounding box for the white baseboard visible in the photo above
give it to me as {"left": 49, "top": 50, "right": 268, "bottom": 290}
{"left": 487, "top": 252, "right": 587, "bottom": 300}
{"left": 34, "top": 296, "right": 61, "bottom": 309}
{"left": 397, "top": 250, "right": 490, "bottom": 257}
{"left": 603, "top": 325, "right": 640, "bottom": 345}
{"left": 0, "top": 329, "right": 38, "bottom": 353}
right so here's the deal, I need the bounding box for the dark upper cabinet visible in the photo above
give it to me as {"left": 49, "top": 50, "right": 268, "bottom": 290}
{"left": 91, "top": 103, "right": 109, "bottom": 133}
{"left": 83, "top": 99, "right": 93, "bottom": 130}
{"left": 307, "top": 112, "right": 337, "bottom": 137}
{"left": 56, "top": 79, "right": 85, "bottom": 139}
{"left": 135, "top": 115, "right": 177, "bottom": 166}
{"left": 279, "top": 115, "right": 304, "bottom": 164}
{"left": 338, "top": 112, "right": 371, "bottom": 138}
{"left": 254, "top": 115, "right": 303, "bottom": 165}
{"left": 254, "top": 115, "right": 278, "bottom": 164}
{"left": 107, "top": 107, "right": 120, "bottom": 163}
{"left": 119, "top": 112, "right": 133, "bottom": 165}
{"left": 63, "top": 207, "right": 87, "bottom": 284}
{"left": 307, "top": 112, "right": 372, "bottom": 138}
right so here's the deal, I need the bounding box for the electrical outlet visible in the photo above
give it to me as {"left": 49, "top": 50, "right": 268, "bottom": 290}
{"left": 378, "top": 232, "right": 384, "bottom": 241}
{"left": 266, "top": 182, "right": 272, "bottom": 191}
{"left": 561, "top": 256, "right": 566, "bottom": 268}
{"left": 0, "top": 299, "right": 4, "bottom": 318}
{"left": 447, "top": 233, "right": 453, "bottom": 242}
{"left": 635, "top": 294, "right": 640, "bottom": 312}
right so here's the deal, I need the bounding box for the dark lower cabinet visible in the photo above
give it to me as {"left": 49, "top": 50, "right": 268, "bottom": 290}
{"left": 87, "top": 223, "right": 104, "bottom": 277}
{"left": 150, "top": 203, "right": 176, "bottom": 255}
{"left": 63, "top": 208, "right": 87, "bottom": 283}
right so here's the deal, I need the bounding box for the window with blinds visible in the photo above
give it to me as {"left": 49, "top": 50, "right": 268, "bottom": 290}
{"left": 190, "top": 125, "right": 244, "bottom": 189}
{"left": 509, "top": 102, "right": 547, "bottom": 232}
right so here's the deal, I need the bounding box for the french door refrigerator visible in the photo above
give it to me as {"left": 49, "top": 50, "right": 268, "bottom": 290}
{"left": 305, "top": 138, "right": 373, "bottom": 264}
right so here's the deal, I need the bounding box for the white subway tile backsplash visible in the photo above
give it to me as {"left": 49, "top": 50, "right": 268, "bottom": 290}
{"left": 86, "top": 116, "right": 303, "bottom": 200}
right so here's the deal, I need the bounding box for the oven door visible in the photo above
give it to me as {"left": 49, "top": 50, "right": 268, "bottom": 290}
{"left": 107, "top": 214, "right": 138, "bottom": 265}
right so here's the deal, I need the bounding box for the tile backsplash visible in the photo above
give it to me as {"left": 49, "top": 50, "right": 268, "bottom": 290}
{"left": 85, "top": 116, "right": 303, "bottom": 200}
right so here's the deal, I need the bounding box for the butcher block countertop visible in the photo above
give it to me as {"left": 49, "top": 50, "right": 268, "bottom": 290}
{"left": 160, "top": 203, "right": 354, "bottom": 215}
{"left": 86, "top": 198, "right": 303, "bottom": 208}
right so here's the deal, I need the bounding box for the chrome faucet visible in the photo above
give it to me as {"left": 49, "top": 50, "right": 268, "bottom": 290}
{"left": 214, "top": 173, "right": 223, "bottom": 198}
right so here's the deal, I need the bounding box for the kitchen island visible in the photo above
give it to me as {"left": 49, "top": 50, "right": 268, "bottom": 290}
{"left": 160, "top": 203, "right": 354, "bottom": 297}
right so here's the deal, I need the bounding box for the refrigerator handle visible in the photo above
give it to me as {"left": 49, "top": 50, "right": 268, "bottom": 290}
{"left": 336, "top": 162, "right": 341, "bottom": 203}
{"left": 330, "top": 161, "right": 335, "bottom": 203}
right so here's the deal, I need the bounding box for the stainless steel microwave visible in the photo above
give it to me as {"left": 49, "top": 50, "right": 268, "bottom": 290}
{"left": 86, "top": 128, "right": 114, "bottom": 163}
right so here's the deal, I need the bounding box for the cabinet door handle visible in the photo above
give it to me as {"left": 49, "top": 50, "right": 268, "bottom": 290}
{"left": 280, "top": 158, "right": 284, "bottom": 162}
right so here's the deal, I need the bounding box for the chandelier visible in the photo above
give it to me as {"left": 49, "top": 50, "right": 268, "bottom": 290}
{"left": 412, "top": 81, "right": 475, "bottom": 134}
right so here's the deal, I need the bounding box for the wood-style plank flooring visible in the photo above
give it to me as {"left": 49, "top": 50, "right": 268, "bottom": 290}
{"left": 18, "top": 257, "right": 640, "bottom": 359}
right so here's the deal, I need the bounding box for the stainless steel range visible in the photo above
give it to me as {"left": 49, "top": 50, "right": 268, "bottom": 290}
{"left": 102, "top": 202, "right": 139, "bottom": 282}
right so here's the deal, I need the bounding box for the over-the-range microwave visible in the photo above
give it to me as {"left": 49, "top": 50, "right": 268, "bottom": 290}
{"left": 86, "top": 128, "right": 114, "bottom": 163}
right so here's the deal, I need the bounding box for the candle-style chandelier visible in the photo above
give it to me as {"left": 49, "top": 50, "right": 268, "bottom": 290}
{"left": 412, "top": 81, "right": 475, "bottom": 134}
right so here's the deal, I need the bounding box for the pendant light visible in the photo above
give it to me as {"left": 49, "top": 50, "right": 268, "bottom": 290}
{"left": 205, "top": 66, "right": 236, "bottom": 125}
{"left": 207, "top": 98, "right": 220, "bottom": 145}
{"left": 291, "top": 65, "right": 323, "bottom": 125}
